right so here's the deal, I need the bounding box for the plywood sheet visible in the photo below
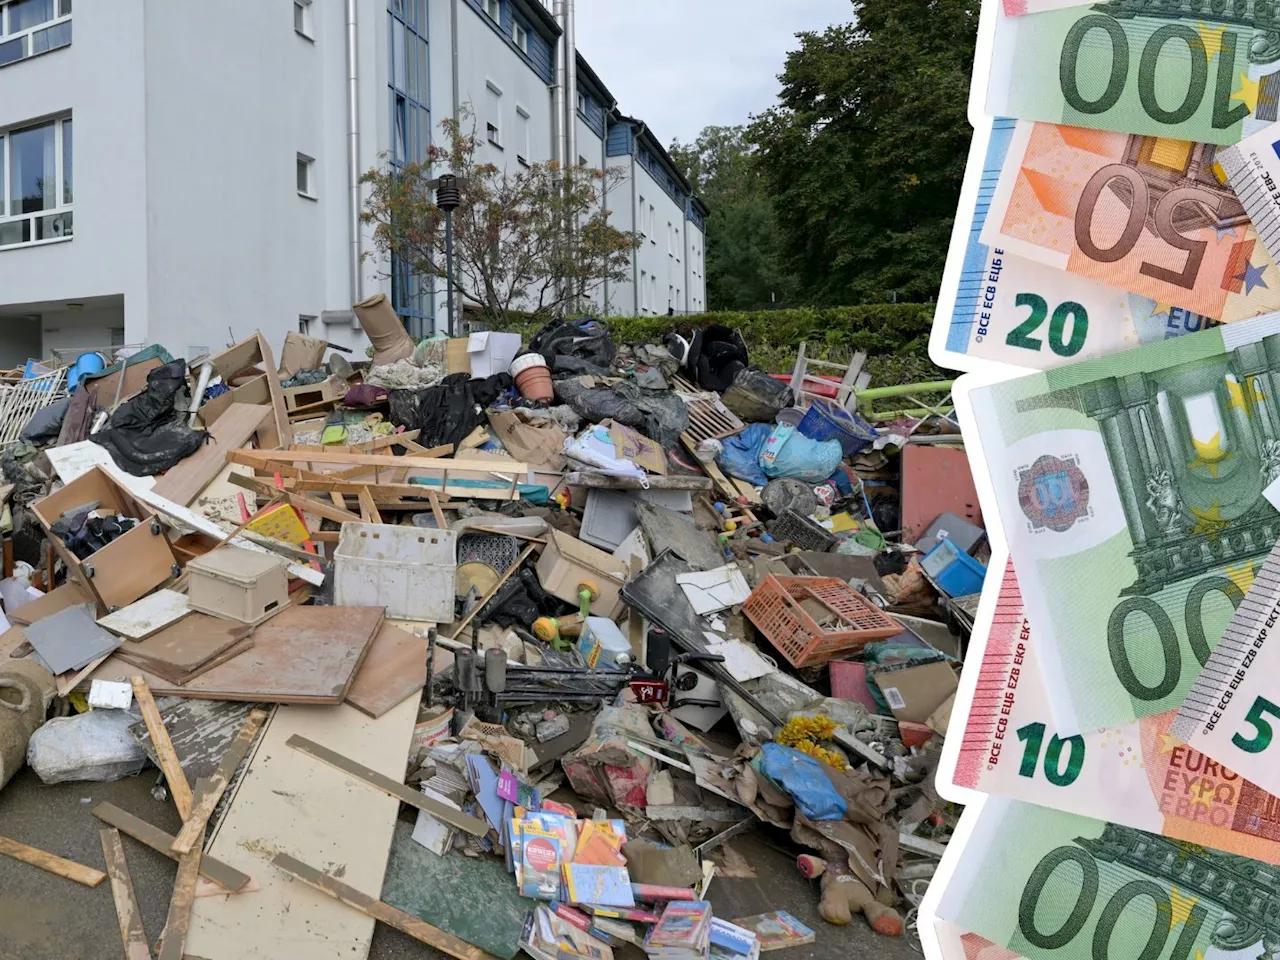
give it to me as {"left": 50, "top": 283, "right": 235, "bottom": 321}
{"left": 97, "top": 589, "right": 191, "bottom": 640}
{"left": 345, "top": 623, "right": 429, "bottom": 719}
{"left": 899, "top": 444, "right": 982, "bottom": 544}
{"left": 153, "top": 403, "right": 270, "bottom": 506}
{"left": 113, "top": 612, "right": 249, "bottom": 672}
{"left": 8, "top": 581, "right": 94, "bottom": 626}
{"left": 185, "top": 697, "right": 417, "bottom": 960}
{"left": 141, "top": 605, "right": 382, "bottom": 703}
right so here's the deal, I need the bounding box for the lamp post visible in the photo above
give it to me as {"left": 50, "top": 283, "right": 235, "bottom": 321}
{"left": 429, "top": 174, "right": 464, "bottom": 335}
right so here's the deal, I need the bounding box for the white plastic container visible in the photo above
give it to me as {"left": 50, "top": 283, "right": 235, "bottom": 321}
{"left": 577, "top": 616, "right": 631, "bottom": 668}
{"left": 334, "top": 523, "right": 457, "bottom": 621}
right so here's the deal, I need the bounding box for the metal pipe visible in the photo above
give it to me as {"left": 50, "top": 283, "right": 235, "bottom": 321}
{"left": 451, "top": 0, "right": 460, "bottom": 117}
{"left": 564, "top": 0, "right": 577, "bottom": 171}
{"left": 630, "top": 153, "right": 639, "bottom": 314}
{"left": 345, "top": 0, "right": 364, "bottom": 304}
{"left": 552, "top": 0, "right": 567, "bottom": 172}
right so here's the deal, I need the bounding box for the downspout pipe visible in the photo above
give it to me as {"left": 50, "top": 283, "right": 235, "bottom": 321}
{"left": 565, "top": 0, "right": 577, "bottom": 171}
{"left": 345, "top": 0, "right": 364, "bottom": 304}
{"left": 552, "top": 1, "right": 567, "bottom": 172}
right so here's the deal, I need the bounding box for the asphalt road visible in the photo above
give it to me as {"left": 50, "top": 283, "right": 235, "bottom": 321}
{"left": 0, "top": 766, "right": 922, "bottom": 960}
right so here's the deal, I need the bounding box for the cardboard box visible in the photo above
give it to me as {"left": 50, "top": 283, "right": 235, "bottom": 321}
{"left": 446, "top": 338, "right": 472, "bottom": 376}
{"left": 32, "top": 466, "right": 178, "bottom": 614}
{"left": 606, "top": 420, "right": 667, "bottom": 475}
{"left": 873, "top": 661, "right": 958, "bottom": 724}
{"left": 535, "top": 528, "right": 628, "bottom": 618}
{"left": 467, "top": 332, "right": 523, "bottom": 378}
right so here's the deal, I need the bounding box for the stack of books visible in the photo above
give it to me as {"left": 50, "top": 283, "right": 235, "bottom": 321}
{"left": 520, "top": 903, "right": 615, "bottom": 960}
{"left": 709, "top": 918, "right": 760, "bottom": 960}
{"left": 510, "top": 808, "right": 634, "bottom": 907}
{"left": 643, "top": 901, "right": 713, "bottom": 960}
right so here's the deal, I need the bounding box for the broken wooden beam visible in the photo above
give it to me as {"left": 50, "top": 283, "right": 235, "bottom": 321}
{"left": 92, "top": 803, "right": 250, "bottom": 892}
{"left": 130, "top": 676, "right": 193, "bottom": 820}
{"left": 0, "top": 834, "right": 105, "bottom": 887}
{"left": 171, "top": 708, "right": 269, "bottom": 856}
{"left": 100, "top": 828, "right": 151, "bottom": 960}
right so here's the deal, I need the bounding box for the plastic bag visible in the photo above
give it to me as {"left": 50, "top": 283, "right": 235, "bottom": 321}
{"left": 554, "top": 378, "right": 688, "bottom": 450}
{"left": 93, "top": 360, "right": 207, "bottom": 476}
{"left": 757, "top": 742, "right": 847, "bottom": 821}
{"left": 722, "top": 368, "right": 793, "bottom": 422}
{"left": 27, "top": 709, "right": 147, "bottom": 784}
{"left": 716, "top": 422, "right": 771, "bottom": 487}
{"left": 762, "top": 424, "right": 843, "bottom": 483}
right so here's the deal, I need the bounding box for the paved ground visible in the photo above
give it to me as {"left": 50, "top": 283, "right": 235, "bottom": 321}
{"left": 0, "top": 767, "right": 922, "bottom": 960}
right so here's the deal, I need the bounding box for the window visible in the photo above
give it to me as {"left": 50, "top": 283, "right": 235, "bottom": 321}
{"left": 0, "top": 115, "right": 72, "bottom": 248}
{"left": 0, "top": 0, "right": 70, "bottom": 67}
{"left": 667, "top": 221, "right": 673, "bottom": 256}
{"left": 637, "top": 195, "right": 646, "bottom": 236}
{"left": 296, "top": 153, "right": 315, "bottom": 198}
{"left": 675, "top": 225, "right": 681, "bottom": 262}
{"left": 639, "top": 271, "right": 648, "bottom": 312}
{"left": 484, "top": 0, "right": 499, "bottom": 21}
{"left": 669, "top": 285, "right": 674, "bottom": 312}
{"left": 486, "top": 81, "right": 502, "bottom": 148}
{"left": 513, "top": 22, "right": 528, "bottom": 54}
{"left": 299, "top": 315, "right": 317, "bottom": 335}
{"left": 293, "top": 0, "right": 313, "bottom": 38}
{"left": 649, "top": 204, "right": 656, "bottom": 244}
{"left": 516, "top": 105, "right": 530, "bottom": 166}
{"left": 577, "top": 92, "right": 586, "bottom": 115}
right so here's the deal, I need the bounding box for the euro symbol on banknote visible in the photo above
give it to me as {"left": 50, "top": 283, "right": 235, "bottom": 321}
{"left": 982, "top": 121, "right": 1280, "bottom": 322}
{"left": 963, "top": 312, "right": 1280, "bottom": 733}
{"left": 988, "top": 3, "right": 1280, "bottom": 145}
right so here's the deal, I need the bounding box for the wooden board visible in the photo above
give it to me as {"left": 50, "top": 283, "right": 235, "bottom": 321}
{"left": 273, "top": 849, "right": 501, "bottom": 960}
{"left": 345, "top": 623, "right": 428, "bottom": 719}
{"left": 0, "top": 834, "right": 106, "bottom": 887}
{"left": 7, "top": 580, "right": 93, "bottom": 626}
{"left": 113, "top": 612, "right": 251, "bottom": 681}
{"left": 97, "top": 589, "right": 191, "bottom": 641}
{"left": 229, "top": 448, "right": 526, "bottom": 473}
{"left": 136, "top": 605, "right": 383, "bottom": 704}
{"left": 92, "top": 803, "right": 250, "bottom": 892}
{"left": 172, "top": 709, "right": 269, "bottom": 854}
{"left": 152, "top": 402, "right": 271, "bottom": 505}
{"left": 130, "top": 676, "right": 193, "bottom": 819}
{"left": 286, "top": 735, "right": 488, "bottom": 836}
{"left": 381, "top": 820, "right": 534, "bottom": 959}
{"left": 186, "top": 698, "right": 418, "bottom": 960}
{"left": 99, "top": 828, "right": 151, "bottom": 960}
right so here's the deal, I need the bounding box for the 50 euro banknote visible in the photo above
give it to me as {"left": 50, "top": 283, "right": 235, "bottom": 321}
{"left": 935, "top": 117, "right": 1222, "bottom": 372}
{"left": 980, "top": 119, "right": 1280, "bottom": 322}
{"left": 933, "top": 797, "right": 1280, "bottom": 960}
{"left": 988, "top": 4, "right": 1280, "bottom": 145}
{"left": 944, "top": 558, "right": 1280, "bottom": 863}
{"left": 960, "top": 310, "right": 1280, "bottom": 733}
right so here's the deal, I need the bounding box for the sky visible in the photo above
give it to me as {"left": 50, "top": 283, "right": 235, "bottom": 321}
{"left": 574, "top": 0, "right": 855, "bottom": 147}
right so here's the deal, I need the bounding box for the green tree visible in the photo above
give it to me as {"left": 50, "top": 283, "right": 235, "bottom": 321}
{"left": 669, "top": 126, "right": 797, "bottom": 312}
{"left": 361, "top": 110, "right": 639, "bottom": 326}
{"left": 749, "top": 0, "right": 978, "bottom": 306}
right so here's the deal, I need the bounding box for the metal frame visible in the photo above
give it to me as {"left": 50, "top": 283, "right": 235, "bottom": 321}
{"left": 0, "top": 114, "right": 73, "bottom": 250}
{"left": 387, "top": 0, "right": 432, "bottom": 334}
{"left": 0, "top": 366, "right": 66, "bottom": 450}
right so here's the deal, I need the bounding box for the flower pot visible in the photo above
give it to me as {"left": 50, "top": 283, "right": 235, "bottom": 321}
{"left": 511, "top": 354, "right": 554, "bottom": 402}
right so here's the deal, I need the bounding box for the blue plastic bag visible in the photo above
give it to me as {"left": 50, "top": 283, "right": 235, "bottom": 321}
{"left": 762, "top": 424, "right": 843, "bottom": 483}
{"left": 716, "top": 422, "right": 771, "bottom": 487}
{"left": 757, "top": 743, "right": 847, "bottom": 821}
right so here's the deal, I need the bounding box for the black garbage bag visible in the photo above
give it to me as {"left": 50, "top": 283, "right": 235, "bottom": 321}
{"left": 19, "top": 396, "right": 71, "bottom": 446}
{"left": 92, "top": 360, "right": 207, "bottom": 476}
{"left": 685, "top": 324, "right": 748, "bottom": 392}
{"left": 475, "top": 567, "right": 571, "bottom": 629}
{"left": 722, "top": 367, "right": 793, "bottom": 422}
{"left": 529, "top": 317, "right": 616, "bottom": 373}
{"left": 554, "top": 377, "right": 688, "bottom": 450}
{"left": 388, "top": 372, "right": 512, "bottom": 449}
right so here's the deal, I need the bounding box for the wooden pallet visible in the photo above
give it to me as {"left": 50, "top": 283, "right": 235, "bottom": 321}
{"left": 673, "top": 375, "right": 746, "bottom": 448}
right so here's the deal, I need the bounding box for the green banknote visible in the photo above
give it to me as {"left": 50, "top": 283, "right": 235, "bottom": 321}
{"left": 965, "top": 311, "right": 1280, "bottom": 733}
{"left": 988, "top": 3, "right": 1280, "bottom": 145}
{"left": 933, "top": 798, "right": 1279, "bottom": 960}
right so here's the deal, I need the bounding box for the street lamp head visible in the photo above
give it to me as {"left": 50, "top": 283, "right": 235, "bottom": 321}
{"left": 436, "top": 173, "right": 462, "bottom": 212}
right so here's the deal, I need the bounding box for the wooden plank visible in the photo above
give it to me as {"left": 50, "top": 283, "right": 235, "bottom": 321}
{"left": 270, "top": 852, "right": 501, "bottom": 960}
{"left": 172, "top": 710, "right": 269, "bottom": 855}
{"left": 129, "top": 676, "right": 194, "bottom": 819}
{"left": 114, "top": 613, "right": 251, "bottom": 681}
{"left": 187, "top": 699, "right": 418, "bottom": 960}
{"left": 0, "top": 834, "right": 106, "bottom": 887}
{"left": 286, "top": 734, "right": 489, "bottom": 836}
{"left": 255, "top": 331, "right": 294, "bottom": 448}
{"left": 136, "top": 605, "right": 383, "bottom": 704}
{"left": 91, "top": 805, "right": 250, "bottom": 893}
{"left": 157, "top": 799, "right": 205, "bottom": 960}
{"left": 97, "top": 590, "right": 191, "bottom": 641}
{"left": 230, "top": 448, "right": 520, "bottom": 471}
{"left": 152, "top": 403, "right": 270, "bottom": 505}
{"left": 345, "top": 623, "right": 429, "bottom": 719}
{"left": 99, "top": 828, "right": 152, "bottom": 960}
{"left": 357, "top": 486, "right": 382, "bottom": 524}
{"left": 227, "top": 472, "right": 362, "bottom": 525}
{"left": 427, "top": 490, "right": 446, "bottom": 529}
{"left": 572, "top": 472, "right": 714, "bottom": 492}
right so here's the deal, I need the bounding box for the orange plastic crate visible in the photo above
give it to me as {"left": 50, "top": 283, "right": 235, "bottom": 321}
{"left": 743, "top": 575, "right": 902, "bottom": 668}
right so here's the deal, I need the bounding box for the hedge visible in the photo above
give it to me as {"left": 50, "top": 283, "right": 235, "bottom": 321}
{"left": 491, "top": 304, "right": 946, "bottom": 388}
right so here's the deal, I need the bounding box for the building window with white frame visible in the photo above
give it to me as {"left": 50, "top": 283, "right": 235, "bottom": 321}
{"left": 484, "top": 0, "right": 500, "bottom": 22}
{"left": 639, "top": 270, "right": 648, "bottom": 313}
{"left": 513, "top": 21, "right": 528, "bottom": 54}
{"left": 486, "top": 81, "right": 502, "bottom": 148}
{"left": 0, "top": 0, "right": 71, "bottom": 68}
{"left": 649, "top": 204, "right": 656, "bottom": 244}
{"left": 0, "top": 114, "right": 72, "bottom": 248}
{"left": 637, "top": 195, "right": 646, "bottom": 237}
{"left": 516, "top": 106, "right": 531, "bottom": 166}
{"left": 293, "top": 0, "right": 313, "bottom": 38}
{"left": 297, "top": 154, "right": 316, "bottom": 199}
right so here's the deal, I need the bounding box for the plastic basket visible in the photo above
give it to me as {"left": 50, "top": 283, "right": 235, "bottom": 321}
{"left": 797, "top": 398, "right": 878, "bottom": 456}
{"left": 334, "top": 522, "right": 457, "bottom": 621}
{"left": 921, "top": 537, "right": 987, "bottom": 598}
{"left": 769, "top": 509, "right": 837, "bottom": 552}
{"left": 743, "top": 575, "right": 903, "bottom": 667}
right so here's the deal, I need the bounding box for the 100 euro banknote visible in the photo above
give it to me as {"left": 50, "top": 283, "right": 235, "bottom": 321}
{"left": 961, "top": 310, "right": 1280, "bottom": 733}
{"left": 934, "top": 797, "right": 1280, "bottom": 960}
{"left": 945, "top": 558, "right": 1280, "bottom": 862}
{"left": 988, "top": 4, "right": 1280, "bottom": 145}
{"left": 936, "top": 118, "right": 1221, "bottom": 372}
{"left": 980, "top": 120, "right": 1280, "bottom": 322}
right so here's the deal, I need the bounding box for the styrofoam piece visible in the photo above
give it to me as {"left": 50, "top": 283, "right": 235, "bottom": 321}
{"left": 335, "top": 523, "right": 457, "bottom": 621}
{"left": 88, "top": 679, "right": 133, "bottom": 711}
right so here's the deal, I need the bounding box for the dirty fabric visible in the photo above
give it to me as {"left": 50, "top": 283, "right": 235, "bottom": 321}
{"left": 555, "top": 378, "right": 688, "bottom": 451}
{"left": 390, "top": 373, "right": 512, "bottom": 450}
{"left": 92, "top": 360, "right": 206, "bottom": 476}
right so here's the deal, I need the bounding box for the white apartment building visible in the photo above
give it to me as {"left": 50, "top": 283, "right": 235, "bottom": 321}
{"left": 0, "top": 0, "right": 707, "bottom": 367}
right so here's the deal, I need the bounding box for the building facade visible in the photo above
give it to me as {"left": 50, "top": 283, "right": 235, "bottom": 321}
{"left": 0, "top": 0, "right": 707, "bottom": 367}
